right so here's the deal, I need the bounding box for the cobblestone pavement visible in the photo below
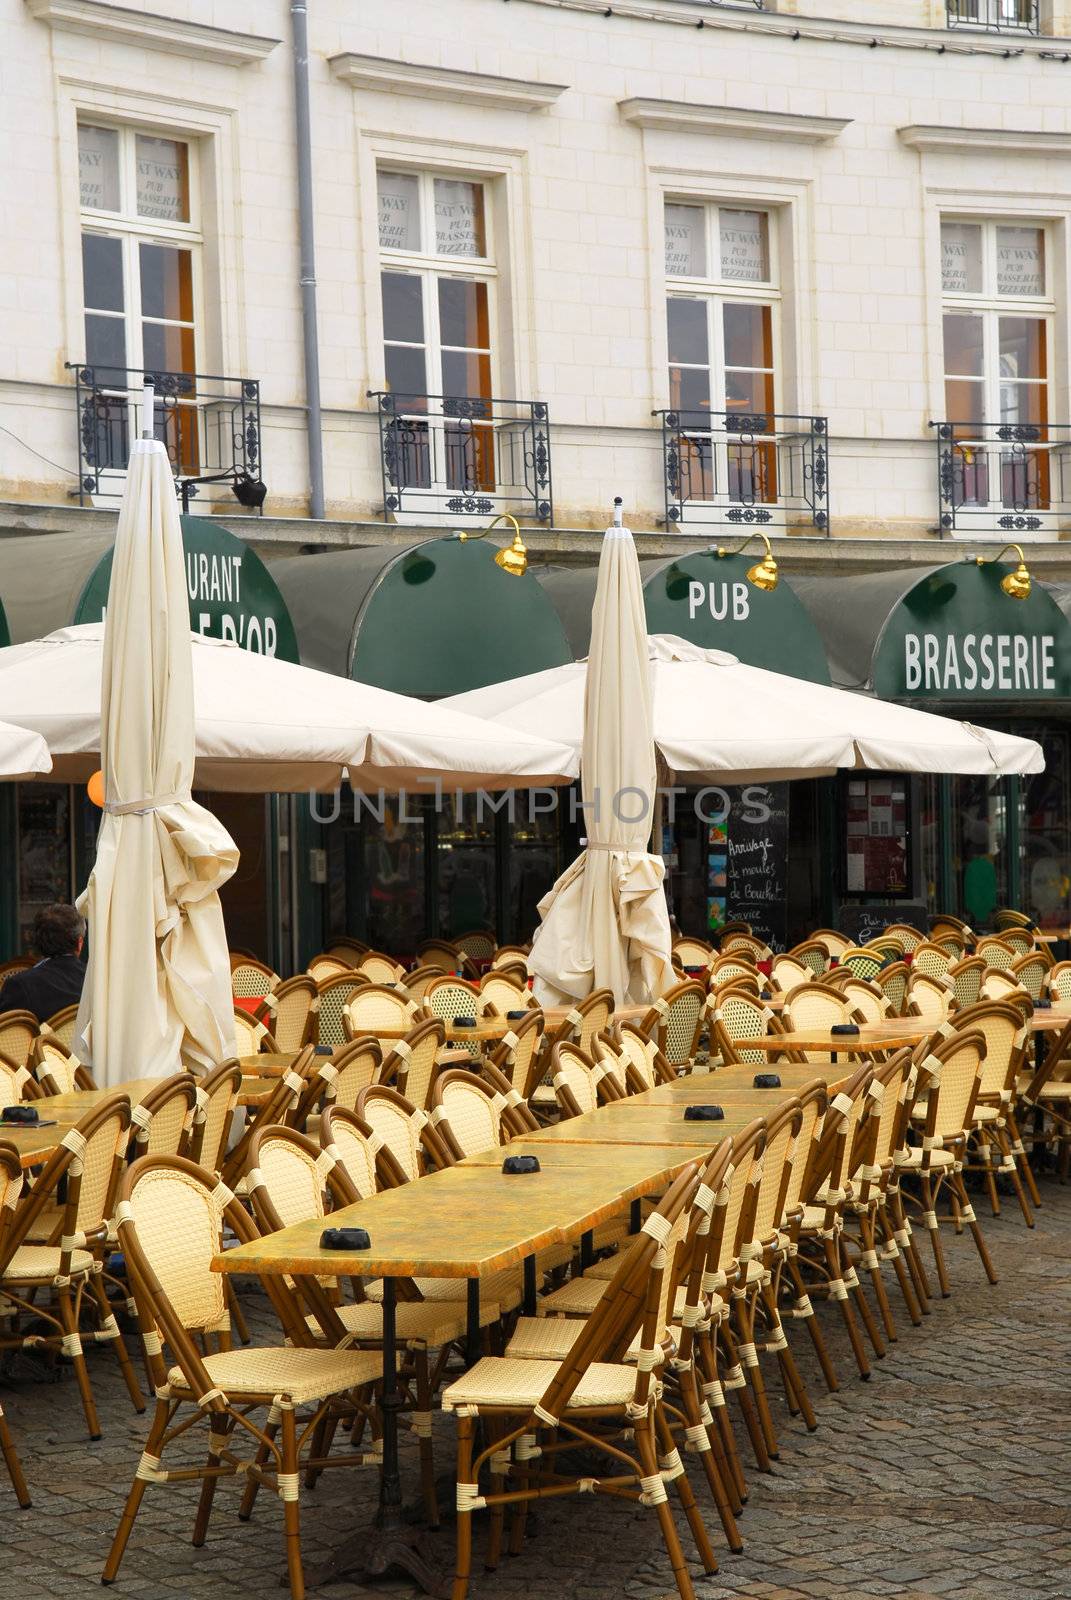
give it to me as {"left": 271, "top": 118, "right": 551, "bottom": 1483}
{"left": 3, "top": 1180, "right": 1069, "bottom": 1600}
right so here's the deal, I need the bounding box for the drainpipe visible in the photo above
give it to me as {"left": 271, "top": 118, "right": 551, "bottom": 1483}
{"left": 290, "top": 0, "right": 325, "bottom": 519}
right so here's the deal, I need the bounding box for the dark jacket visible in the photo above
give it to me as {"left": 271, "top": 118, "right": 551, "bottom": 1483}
{"left": 0, "top": 954, "right": 86, "bottom": 1025}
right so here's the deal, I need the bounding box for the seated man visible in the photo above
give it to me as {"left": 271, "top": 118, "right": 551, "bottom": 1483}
{"left": 0, "top": 904, "right": 86, "bottom": 1023}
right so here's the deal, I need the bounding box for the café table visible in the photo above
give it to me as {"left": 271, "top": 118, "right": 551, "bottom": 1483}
{"left": 369, "top": 1015, "right": 512, "bottom": 1045}
{"left": 731, "top": 1024, "right": 928, "bottom": 1061}
{"left": 540, "top": 1002, "right": 651, "bottom": 1029}
{"left": 214, "top": 1147, "right": 698, "bottom": 1595}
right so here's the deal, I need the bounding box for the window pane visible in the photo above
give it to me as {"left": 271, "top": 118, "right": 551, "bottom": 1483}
{"left": 434, "top": 179, "right": 486, "bottom": 257}
{"left": 999, "top": 382, "right": 1047, "bottom": 428}
{"left": 381, "top": 272, "right": 424, "bottom": 344}
{"left": 943, "top": 312, "right": 984, "bottom": 377}
{"left": 724, "top": 369, "right": 775, "bottom": 418}
{"left": 999, "top": 316, "right": 1046, "bottom": 382}
{"left": 142, "top": 321, "right": 195, "bottom": 373}
{"left": 719, "top": 211, "right": 769, "bottom": 284}
{"left": 664, "top": 204, "right": 706, "bottom": 278}
{"left": 438, "top": 279, "right": 490, "bottom": 351}
{"left": 82, "top": 233, "right": 124, "bottom": 312}
{"left": 84, "top": 312, "right": 127, "bottom": 378}
{"left": 996, "top": 227, "right": 1044, "bottom": 297}
{"left": 668, "top": 366, "right": 710, "bottom": 415}
{"left": 384, "top": 343, "right": 427, "bottom": 399}
{"left": 944, "top": 378, "right": 986, "bottom": 428}
{"left": 667, "top": 298, "right": 708, "bottom": 365}
{"left": 135, "top": 135, "right": 190, "bottom": 223}
{"left": 78, "top": 124, "right": 120, "bottom": 212}
{"left": 941, "top": 222, "right": 983, "bottom": 294}
{"left": 441, "top": 348, "right": 492, "bottom": 401}
{"left": 723, "top": 303, "right": 772, "bottom": 370}
{"left": 139, "top": 243, "right": 194, "bottom": 322}
{"left": 378, "top": 170, "right": 421, "bottom": 252}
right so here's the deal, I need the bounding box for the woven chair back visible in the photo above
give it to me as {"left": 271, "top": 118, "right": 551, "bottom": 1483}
{"left": 710, "top": 986, "right": 775, "bottom": 1066}
{"left": 782, "top": 982, "right": 855, "bottom": 1059}
{"left": 188, "top": 1060, "right": 242, "bottom": 1174}
{"left": 404, "top": 966, "right": 443, "bottom": 1003}
{"left": 840, "top": 948, "right": 884, "bottom": 982}
{"left": 976, "top": 936, "right": 1017, "bottom": 971}
{"left": 488, "top": 1009, "right": 545, "bottom": 1098}
{"left": 912, "top": 941, "right": 954, "bottom": 980}
{"left": 673, "top": 936, "right": 715, "bottom": 969}
{"left": 907, "top": 971, "right": 953, "bottom": 1023}
{"left": 720, "top": 932, "right": 769, "bottom": 961}
{"left": 319, "top": 1106, "right": 389, "bottom": 1199}
{"left": 0, "top": 1011, "right": 37, "bottom": 1070}
{"left": 270, "top": 976, "right": 318, "bottom": 1053}
{"left": 570, "top": 988, "right": 614, "bottom": 1056}
{"left": 232, "top": 1007, "right": 274, "bottom": 1056}
{"left": 32, "top": 1036, "right": 83, "bottom": 1094}
{"left": 918, "top": 1029, "right": 985, "bottom": 1143}
{"left": 948, "top": 957, "right": 985, "bottom": 1010}
{"left": 811, "top": 929, "right": 852, "bottom": 959}
{"left": 324, "top": 937, "right": 369, "bottom": 964}
{"left": 647, "top": 980, "right": 705, "bottom": 1065}
{"left": 1049, "top": 960, "right": 1071, "bottom": 1002}
{"left": 751, "top": 1099, "right": 803, "bottom": 1243}
{"left": 386, "top": 1018, "right": 444, "bottom": 1110}
{"left": 358, "top": 951, "right": 405, "bottom": 984}
{"left": 491, "top": 945, "right": 530, "bottom": 970}
{"left": 550, "top": 1041, "right": 619, "bottom": 1119}
{"left": 0, "top": 1050, "right": 36, "bottom": 1103}
{"left": 342, "top": 981, "right": 414, "bottom": 1049}
{"left": 838, "top": 978, "right": 887, "bottom": 1024}
{"left": 417, "top": 940, "right": 463, "bottom": 974}
{"left": 40, "top": 1003, "right": 80, "bottom": 1050}
{"left": 1001, "top": 927, "right": 1034, "bottom": 957}
{"left": 864, "top": 1051, "right": 915, "bottom": 1174}
{"left": 430, "top": 1069, "right": 510, "bottom": 1158}
{"left": 247, "top": 1127, "right": 337, "bottom": 1231}
{"left": 708, "top": 955, "right": 758, "bottom": 991}
{"left": 883, "top": 923, "right": 924, "bottom": 954}
{"left": 479, "top": 974, "right": 529, "bottom": 1016}
{"left": 230, "top": 957, "right": 278, "bottom": 999}
{"left": 319, "top": 1038, "right": 383, "bottom": 1113}
{"left": 133, "top": 1074, "right": 197, "bottom": 1160}
{"left": 714, "top": 1120, "right": 766, "bottom": 1276}
{"left": 455, "top": 929, "right": 496, "bottom": 962}
{"left": 354, "top": 1086, "right": 432, "bottom": 1181}
{"left": 770, "top": 954, "right": 811, "bottom": 994}
{"left": 779, "top": 1083, "right": 828, "bottom": 1216}
{"left": 307, "top": 954, "right": 351, "bottom": 982}
{"left": 610, "top": 1021, "right": 663, "bottom": 1088}
{"left": 953, "top": 1001, "right": 1025, "bottom": 1101}
{"left": 121, "top": 1158, "right": 230, "bottom": 1335}
{"left": 791, "top": 940, "right": 829, "bottom": 977}
{"left": 980, "top": 969, "right": 1026, "bottom": 1003}
{"left": 1011, "top": 951, "right": 1048, "bottom": 1000}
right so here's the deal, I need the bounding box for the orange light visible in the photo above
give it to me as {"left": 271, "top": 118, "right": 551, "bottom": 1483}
{"left": 87, "top": 769, "right": 105, "bottom": 808}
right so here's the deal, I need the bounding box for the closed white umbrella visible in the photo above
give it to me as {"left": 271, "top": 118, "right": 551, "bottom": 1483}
{"left": 0, "top": 628, "right": 578, "bottom": 793}
{"left": 526, "top": 516, "right": 674, "bottom": 1008}
{"left": 0, "top": 719, "right": 50, "bottom": 780}
{"left": 74, "top": 438, "right": 239, "bottom": 1085}
{"left": 447, "top": 633, "right": 1044, "bottom": 781}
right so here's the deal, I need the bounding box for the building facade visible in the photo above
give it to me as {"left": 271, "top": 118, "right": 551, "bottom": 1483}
{"left": 4, "top": 0, "right": 1071, "bottom": 962}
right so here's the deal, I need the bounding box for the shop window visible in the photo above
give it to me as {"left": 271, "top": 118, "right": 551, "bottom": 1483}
{"left": 951, "top": 775, "right": 1009, "bottom": 926}
{"left": 78, "top": 122, "right": 202, "bottom": 473}
{"left": 843, "top": 777, "right": 911, "bottom": 897}
{"left": 17, "top": 786, "right": 72, "bottom": 949}
{"left": 1019, "top": 726, "right": 1071, "bottom": 930}
{"left": 664, "top": 201, "right": 780, "bottom": 505}
{"left": 508, "top": 796, "right": 561, "bottom": 943}
{"left": 437, "top": 794, "right": 496, "bottom": 940}
{"left": 940, "top": 218, "right": 1054, "bottom": 524}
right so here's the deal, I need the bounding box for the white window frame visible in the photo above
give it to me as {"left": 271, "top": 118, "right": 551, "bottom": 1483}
{"left": 941, "top": 215, "right": 1057, "bottom": 533}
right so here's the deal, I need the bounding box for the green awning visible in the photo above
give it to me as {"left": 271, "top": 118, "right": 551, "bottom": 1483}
{"left": 794, "top": 561, "right": 1071, "bottom": 702}
{"left": 537, "top": 549, "right": 831, "bottom": 684}
{"left": 269, "top": 538, "right": 572, "bottom": 696}
{"left": 0, "top": 517, "right": 299, "bottom": 663}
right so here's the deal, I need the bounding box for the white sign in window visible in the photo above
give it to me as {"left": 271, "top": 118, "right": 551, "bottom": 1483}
{"left": 941, "top": 222, "right": 983, "bottom": 295}
{"left": 378, "top": 170, "right": 421, "bottom": 253}
{"left": 78, "top": 124, "right": 120, "bottom": 213}
{"left": 135, "top": 135, "right": 190, "bottom": 223}
{"left": 433, "top": 179, "right": 485, "bottom": 257}
{"left": 664, "top": 204, "right": 706, "bottom": 279}
{"left": 719, "top": 211, "right": 768, "bottom": 284}
{"left": 996, "top": 226, "right": 1044, "bottom": 298}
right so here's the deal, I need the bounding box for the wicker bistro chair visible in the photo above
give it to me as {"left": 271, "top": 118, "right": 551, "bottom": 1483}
{"left": 948, "top": 956, "right": 986, "bottom": 1011}
{"left": 906, "top": 970, "right": 954, "bottom": 1026}
{"left": 899, "top": 1028, "right": 997, "bottom": 1296}
{"left": 416, "top": 938, "right": 464, "bottom": 974}
{"left": 0, "top": 1096, "right": 145, "bottom": 1439}
{"left": 790, "top": 940, "right": 830, "bottom": 978}
{"left": 230, "top": 955, "right": 280, "bottom": 1002}
{"left": 595, "top": 1021, "right": 677, "bottom": 1094}
{"left": 810, "top": 929, "right": 852, "bottom": 961}
{"left": 486, "top": 1010, "right": 546, "bottom": 1103}
{"left": 641, "top": 980, "right": 706, "bottom": 1069}
{"left": 1048, "top": 960, "right": 1071, "bottom": 1002}
{"left": 221, "top": 1048, "right": 317, "bottom": 1190}
{"left": 353, "top": 1085, "right": 451, "bottom": 1182}
{"left": 769, "top": 955, "right": 812, "bottom": 995}
{"left": 441, "top": 1166, "right": 723, "bottom": 1600}
{"left": 547, "top": 1042, "right": 626, "bottom": 1121}
{"left": 428, "top": 1068, "right": 532, "bottom": 1163}
{"left": 720, "top": 931, "right": 771, "bottom": 962}
{"left": 999, "top": 925, "right": 1036, "bottom": 957}
{"left": 780, "top": 982, "right": 865, "bottom": 1065}
{"left": 32, "top": 1034, "right": 95, "bottom": 1095}
{"left": 0, "top": 1050, "right": 39, "bottom": 1104}
{"left": 324, "top": 936, "right": 370, "bottom": 965}
{"left": 490, "top": 944, "right": 531, "bottom": 970}
{"left": 911, "top": 941, "right": 955, "bottom": 981}
{"left": 707, "top": 955, "right": 759, "bottom": 992}
{"left": 0, "top": 1010, "right": 39, "bottom": 1072}
{"left": 291, "top": 1038, "right": 384, "bottom": 1129}
{"left": 312, "top": 972, "right": 370, "bottom": 1050}
{"left": 455, "top": 929, "right": 496, "bottom": 965}
{"left": 243, "top": 1126, "right": 473, "bottom": 1528}
{"left": 130, "top": 1074, "right": 199, "bottom": 1160}
{"left": 357, "top": 950, "right": 406, "bottom": 985}
{"left": 40, "top": 1003, "right": 81, "bottom": 1051}
{"left": 381, "top": 1018, "right": 446, "bottom": 1112}
{"left": 838, "top": 948, "right": 884, "bottom": 983}
{"left": 975, "top": 936, "right": 1017, "bottom": 971}
{"left": 831, "top": 977, "right": 889, "bottom": 1025}
{"left": 0, "top": 957, "right": 33, "bottom": 984}
{"left": 306, "top": 954, "right": 351, "bottom": 983}
{"left": 478, "top": 972, "right": 532, "bottom": 1018}
{"left": 953, "top": 1001, "right": 1035, "bottom": 1226}
{"left": 423, "top": 977, "right": 484, "bottom": 1059}
{"left": 1019, "top": 1018, "right": 1071, "bottom": 1183}
{"left": 673, "top": 935, "right": 716, "bottom": 970}
{"left": 232, "top": 1006, "right": 278, "bottom": 1058}
{"left": 706, "top": 986, "right": 783, "bottom": 1069}
{"left": 268, "top": 977, "right": 319, "bottom": 1054}
{"left": 188, "top": 1061, "right": 244, "bottom": 1175}
{"left": 0, "top": 1144, "right": 31, "bottom": 1507}
{"left": 342, "top": 983, "right": 420, "bottom": 1055}
{"left": 101, "top": 1155, "right": 383, "bottom": 1597}
{"left": 1011, "top": 950, "right": 1049, "bottom": 1001}
{"left": 882, "top": 923, "right": 924, "bottom": 955}
{"left": 980, "top": 969, "right": 1029, "bottom": 1005}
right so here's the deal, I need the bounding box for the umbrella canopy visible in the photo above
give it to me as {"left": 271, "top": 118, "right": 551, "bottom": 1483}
{"left": 447, "top": 634, "right": 1045, "bottom": 781}
{"left": 0, "top": 629, "right": 578, "bottom": 794}
{"left": 526, "top": 523, "right": 674, "bottom": 1008}
{"left": 0, "top": 719, "right": 51, "bottom": 780}
{"left": 74, "top": 439, "right": 238, "bottom": 1085}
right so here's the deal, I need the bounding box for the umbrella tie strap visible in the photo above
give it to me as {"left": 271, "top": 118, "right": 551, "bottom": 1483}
{"left": 104, "top": 791, "right": 189, "bottom": 816}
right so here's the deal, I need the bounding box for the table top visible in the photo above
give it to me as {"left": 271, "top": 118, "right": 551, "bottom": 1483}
{"left": 237, "top": 1052, "right": 299, "bottom": 1076}
{"left": 519, "top": 1100, "right": 754, "bottom": 1148}
{"left": 459, "top": 1141, "right": 700, "bottom": 1181}
{"left": 732, "top": 1025, "right": 924, "bottom": 1054}
{"left": 621, "top": 1063, "right": 844, "bottom": 1108}
{"left": 213, "top": 1152, "right": 697, "bottom": 1281}
{"left": 0, "top": 1122, "right": 67, "bottom": 1168}
{"left": 370, "top": 1015, "right": 511, "bottom": 1043}
{"left": 541, "top": 1002, "right": 651, "bottom": 1028}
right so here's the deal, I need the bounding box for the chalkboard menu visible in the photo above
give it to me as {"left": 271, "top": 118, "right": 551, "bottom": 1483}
{"left": 707, "top": 784, "right": 788, "bottom": 952}
{"left": 837, "top": 902, "right": 928, "bottom": 946}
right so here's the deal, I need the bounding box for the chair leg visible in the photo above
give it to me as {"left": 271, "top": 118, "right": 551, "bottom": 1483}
{"left": 823, "top": 1238, "right": 870, "bottom": 1380}
{"left": 634, "top": 1414, "right": 697, "bottom": 1600}
{"left": 889, "top": 1189, "right": 932, "bottom": 1310}
{"left": 994, "top": 1124, "right": 1034, "bottom": 1228}
{"left": 238, "top": 1412, "right": 279, "bottom": 1521}
{"left": 452, "top": 1409, "right": 476, "bottom": 1600}
{"left": 88, "top": 1272, "right": 145, "bottom": 1414}
{"left": 858, "top": 1215, "right": 898, "bottom": 1343}
{"left": 0, "top": 1400, "right": 31, "bottom": 1508}
{"left": 654, "top": 1402, "right": 717, "bottom": 1575}
{"left": 842, "top": 1240, "right": 885, "bottom": 1360}
{"left": 102, "top": 1398, "right": 169, "bottom": 1583}
{"left": 414, "top": 1350, "right": 439, "bottom": 1530}
{"left": 764, "top": 1296, "right": 817, "bottom": 1433}
{"left": 677, "top": 1365, "right": 742, "bottom": 1552}
{"left": 976, "top": 1136, "right": 1002, "bottom": 1218}
{"left": 57, "top": 1287, "right": 101, "bottom": 1439}
{"left": 694, "top": 1333, "right": 746, "bottom": 1511}
{"left": 785, "top": 1254, "right": 839, "bottom": 1392}
{"left": 1005, "top": 1110, "right": 1042, "bottom": 1208}
{"left": 193, "top": 1415, "right": 232, "bottom": 1547}
{"left": 917, "top": 1173, "right": 952, "bottom": 1298}
{"left": 280, "top": 1403, "right": 305, "bottom": 1600}
{"left": 950, "top": 1170, "right": 998, "bottom": 1285}
{"left": 227, "top": 1280, "right": 253, "bottom": 1346}
{"left": 877, "top": 1205, "right": 922, "bottom": 1327}
{"left": 728, "top": 1301, "right": 778, "bottom": 1464}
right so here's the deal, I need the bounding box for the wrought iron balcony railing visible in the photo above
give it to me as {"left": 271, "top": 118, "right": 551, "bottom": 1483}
{"left": 946, "top": 0, "right": 1039, "bottom": 33}
{"left": 368, "top": 391, "right": 552, "bottom": 524}
{"left": 931, "top": 420, "right": 1071, "bottom": 536}
{"left": 66, "top": 364, "right": 263, "bottom": 511}
{"left": 654, "top": 408, "right": 829, "bottom": 534}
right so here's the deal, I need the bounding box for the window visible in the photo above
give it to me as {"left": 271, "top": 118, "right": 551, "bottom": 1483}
{"left": 664, "top": 201, "right": 779, "bottom": 509}
{"left": 377, "top": 169, "right": 497, "bottom": 505}
{"left": 78, "top": 122, "right": 201, "bottom": 471}
{"left": 941, "top": 218, "right": 1053, "bottom": 523}
{"left": 946, "top": 1, "right": 1039, "bottom": 35}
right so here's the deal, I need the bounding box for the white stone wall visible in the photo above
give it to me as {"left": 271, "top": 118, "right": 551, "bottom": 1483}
{"left": 2, "top": 0, "right": 1071, "bottom": 540}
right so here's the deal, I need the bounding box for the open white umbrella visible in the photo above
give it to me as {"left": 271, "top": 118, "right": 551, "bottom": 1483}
{"left": 0, "top": 720, "right": 51, "bottom": 781}
{"left": 0, "top": 628, "right": 578, "bottom": 794}
{"left": 447, "top": 634, "right": 1045, "bottom": 781}
{"left": 525, "top": 517, "right": 674, "bottom": 1008}
{"left": 74, "top": 438, "right": 239, "bottom": 1085}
